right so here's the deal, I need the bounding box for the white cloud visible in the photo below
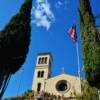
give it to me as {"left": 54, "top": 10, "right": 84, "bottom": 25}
{"left": 37, "top": 16, "right": 51, "bottom": 30}
{"left": 35, "top": 10, "right": 42, "bottom": 19}
{"left": 55, "top": 1, "right": 62, "bottom": 8}
{"left": 31, "top": 0, "right": 55, "bottom": 30}
{"left": 55, "top": 0, "right": 69, "bottom": 8}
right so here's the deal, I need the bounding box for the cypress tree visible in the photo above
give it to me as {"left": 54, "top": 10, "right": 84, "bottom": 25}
{"left": 79, "top": 0, "right": 100, "bottom": 89}
{"left": 0, "top": 0, "right": 32, "bottom": 98}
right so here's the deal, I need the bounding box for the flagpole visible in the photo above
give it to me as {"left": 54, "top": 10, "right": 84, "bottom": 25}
{"left": 67, "top": 24, "right": 82, "bottom": 98}
{"left": 75, "top": 42, "right": 82, "bottom": 98}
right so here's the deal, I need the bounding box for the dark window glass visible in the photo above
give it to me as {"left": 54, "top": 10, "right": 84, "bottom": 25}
{"left": 57, "top": 83, "right": 67, "bottom": 91}
{"left": 38, "top": 57, "right": 47, "bottom": 64}
{"left": 37, "top": 71, "right": 41, "bottom": 78}
{"left": 56, "top": 80, "right": 67, "bottom": 92}
{"left": 37, "top": 98, "right": 42, "bottom": 100}
{"left": 44, "top": 57, "right": 47, "bottom": 64}
{"left": 42, "top": 57, "right": 45, "bottom": 64}
{"left": 38, "top": 58, "right": 41, "bottom": 64}
{"left": 41, "top": 71, "right": 44, "bottom": 77}
{"left": 37, "top": 83, "right": 41, "bottom": 92}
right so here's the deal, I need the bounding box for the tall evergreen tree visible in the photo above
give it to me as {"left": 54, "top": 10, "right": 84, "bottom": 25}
{"left": 0, "top": 0, "right": 32, "bottom": 98}
{"left": 79, "top": 0, "right": 100, "bottom": 89}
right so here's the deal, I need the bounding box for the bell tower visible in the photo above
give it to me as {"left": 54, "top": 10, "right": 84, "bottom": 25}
{"left": 32, "top": 53, "right": 52, "bottom": 92}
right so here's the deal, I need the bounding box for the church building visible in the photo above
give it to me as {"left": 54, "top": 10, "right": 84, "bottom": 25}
{"left": 32, "top": 53, "right": 81, "bottom": 98}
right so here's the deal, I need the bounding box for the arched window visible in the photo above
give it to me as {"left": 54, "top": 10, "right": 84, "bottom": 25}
{"left": 38, "top": 57, "right": 47, "bottom": 64}
{"left": 38, "top": 57, "right": 42, "bottom": 64}
{"left": 37, "top": 71, "right": 41, "bottom": 78}
{"left": 41, "top": 71, "right": 44, "bottom": 77}
{"left": 44, "top": 57, "right": 47, "bottom": 64}
{"left": 37, "top": 83, "right": 41, "bottom": 92}
{"left": 41, "top": 57, "right": 45, "bottom": 64}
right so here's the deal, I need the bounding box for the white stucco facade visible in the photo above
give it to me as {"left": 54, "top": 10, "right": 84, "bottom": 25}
{"left": 45, "top": 73, "right": 81, "bottom": 97}
{"left": 32, "top": 53, "right": 81, "bottom": 98}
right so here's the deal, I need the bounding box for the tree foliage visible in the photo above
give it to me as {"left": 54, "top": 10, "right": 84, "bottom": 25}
{"left": 4, "top": 86, "right": 99, "bottom": 100}
{"left": 79, "top": 0, "right": 100, "bottom": 89}
{"left": 0, "top": 0, "right": 32, "bottom": 98}
{"left": 0, "top": 0, "right": 32, "bottom": 75}
{"left": 76, "top": 80, "right": 99, "bottom": 100}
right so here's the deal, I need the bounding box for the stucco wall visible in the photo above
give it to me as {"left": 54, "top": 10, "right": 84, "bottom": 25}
{"left": 45, "top": 73, "right": 81, "bottom": 97}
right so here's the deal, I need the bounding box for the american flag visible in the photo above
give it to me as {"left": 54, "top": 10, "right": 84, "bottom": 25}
{"left": 68, "top": 24, "right": 77, "bottom": 43}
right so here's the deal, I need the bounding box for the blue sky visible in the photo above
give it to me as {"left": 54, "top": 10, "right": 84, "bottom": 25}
{"left": 0, "top": 0, "right": 100, "bottom": 98}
